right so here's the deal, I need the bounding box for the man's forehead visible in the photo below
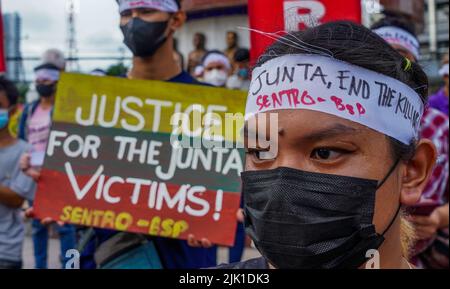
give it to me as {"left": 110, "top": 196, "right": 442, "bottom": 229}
{"left": 244, "top": 110, "right": 367, "bottom": 136}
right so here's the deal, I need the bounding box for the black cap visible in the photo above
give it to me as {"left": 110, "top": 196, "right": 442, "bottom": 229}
{"left": 234, "top": 48, "right": 250, "bottom": 62}
{"left": 34, "top": 63, "right": 61, "bottom": 72}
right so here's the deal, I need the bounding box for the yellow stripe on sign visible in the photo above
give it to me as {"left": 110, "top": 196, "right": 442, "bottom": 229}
{"left": 53, "top": 73, "right": 247, "bottom": 143}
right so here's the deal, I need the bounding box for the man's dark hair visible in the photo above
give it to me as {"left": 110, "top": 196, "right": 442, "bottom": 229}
{"left": 256, "top": 21, "right": 428, "bottom": 161}
{"left": 0, "top": 76, "right": 20, "bottom": 106}
{"left": 234, "top": 48, "right": 250, "bottom": 62}
{"left": 227, "top": 31, "right": 238, "bottom": 38}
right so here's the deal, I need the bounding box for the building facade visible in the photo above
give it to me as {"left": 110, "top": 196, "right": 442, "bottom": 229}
{"left": 3, "top": 12, "right": 23, "bottom": 82}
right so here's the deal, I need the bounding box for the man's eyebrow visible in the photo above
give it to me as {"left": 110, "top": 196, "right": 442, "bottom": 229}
{"left": 241, "top": 124, "right": 284, "bottom": 138}
{"left": 299, "top": 124, "right": 359, "bottom": 142}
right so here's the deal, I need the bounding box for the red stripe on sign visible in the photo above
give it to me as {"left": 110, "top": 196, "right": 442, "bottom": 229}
{"left": 33, "top": 168, "right": 242, "bottom": 246}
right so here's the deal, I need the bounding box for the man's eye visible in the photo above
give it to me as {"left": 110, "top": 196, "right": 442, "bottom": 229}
{"left": 310, "top": 148, "right": 348, "bottom": 160}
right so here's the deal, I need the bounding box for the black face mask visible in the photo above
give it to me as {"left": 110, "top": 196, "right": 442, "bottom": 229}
{"left": 120, "top": 18, "right": 169, "bottom": 57}
{"left": 36, "top": 83, "right": 56, "bottom": 98}
{"left": 242, "top": 160, "right": 401, "bottom": 269}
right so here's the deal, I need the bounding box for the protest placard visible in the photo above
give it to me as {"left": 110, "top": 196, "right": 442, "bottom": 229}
{"left": 33, "top": 73, "right": 246, "bottom": 246}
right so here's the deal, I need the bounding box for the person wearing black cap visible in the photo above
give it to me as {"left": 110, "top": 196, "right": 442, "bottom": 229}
{"left": 226, "top": 48, "right": 251, "bottom": 91}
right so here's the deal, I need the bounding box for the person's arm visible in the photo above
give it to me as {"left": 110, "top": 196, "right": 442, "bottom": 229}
{"left": 0, "top": 185, "right": 25, "bottom": 209}
{"left": 411, "top": 203, "right": 449, "bottom": 240}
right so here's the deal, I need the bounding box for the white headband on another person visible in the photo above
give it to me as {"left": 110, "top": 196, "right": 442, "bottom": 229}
{"left": 439, "top": 63, "right": 449, "bottom": 77}
{"left": 118, "top": 0, "right": 179, "bottom": 13}
{"left": 245, "top": 54, "right": 424, "bottom": 145}
{"left": 35, "top": 68, "right": 60, "bottom": 82}
{"left": 202, "top": 52, "right": 231, "bottom": 71}
{"left": 373, "top": 26, "right": 420, "bottom": 60}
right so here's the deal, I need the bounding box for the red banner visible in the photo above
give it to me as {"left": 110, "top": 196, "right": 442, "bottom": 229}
{"left": 0, "top": 4, "right": 6, "bottom": 74}
{"left": 248, "top": 0, "right": 362, "bottom": 61}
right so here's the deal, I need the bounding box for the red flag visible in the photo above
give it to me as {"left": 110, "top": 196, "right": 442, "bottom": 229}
{"left": 0, "top": 1, "right": 6, "bottom": 74}
{"left": 248, "top": 0, "right": 362, "bottom": 62}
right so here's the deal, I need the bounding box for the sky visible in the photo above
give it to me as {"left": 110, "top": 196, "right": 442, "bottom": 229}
{"left": 2, "top": 0, "right": 132, "bottom": 79}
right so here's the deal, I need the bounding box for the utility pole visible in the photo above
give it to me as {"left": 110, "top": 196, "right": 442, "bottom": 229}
{"left": 428, "top": 0, "right": 438, "bottom": 57}
{"left": 66, "top": 0, "right": 79, "bottom": 71}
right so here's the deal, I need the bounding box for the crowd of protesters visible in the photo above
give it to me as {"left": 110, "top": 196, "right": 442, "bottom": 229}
{"left": 0, "top": 0, "right": 448, "bottom": 269}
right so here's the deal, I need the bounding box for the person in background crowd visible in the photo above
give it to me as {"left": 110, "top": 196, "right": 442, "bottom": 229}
{"left": 173, "top": 38, "right": 184, "bottom": 71}
{"left": 193, "top": 65, "right": 204, "bottom": 82}
{"left": 18, "top": 58, "right": 77, "bottom": 269}
{"left": 216, "top": 21, "right": 436, "bottom": 269}
{"left": 373, "top": 15, "right": 449, "bottom": 269}
{"left": 226, "top": 48, "right": 251, "bottom": 91}
{"left": 428, "top": 54, "right": 449, "bottom": 116}
{"left": 46, "top": 0, "right": 218, "bottom": 270}
{"left": 7, "top": 102, "right": 23, "bottom": 138}
{"left": 202, "top": 50, "right": 231, "bottom": 87}
{"left": 188, "top": 33, "right": 207, "bottom": 75}
{"left": 0, "top": 77, "right": 35, "bottom": 269}
{"left": 224, "top": 31, "right": 239, "bottom": 63}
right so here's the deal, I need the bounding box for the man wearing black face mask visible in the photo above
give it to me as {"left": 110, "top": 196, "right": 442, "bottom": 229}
{"left": 117, "top": 0, "right": 187, "bottom": 81}
{"left": 215, "top": 22, "right": 437, "bottom": 270}
{"left": 18, "top": 59, "right": 78, "bottom": 269}
{"left": 70, "top": 0, "right": 218, "bottom": 270}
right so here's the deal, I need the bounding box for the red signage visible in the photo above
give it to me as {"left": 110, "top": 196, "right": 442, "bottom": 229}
{"left": 248, "top": 0, "right": 362, "bottom": 61}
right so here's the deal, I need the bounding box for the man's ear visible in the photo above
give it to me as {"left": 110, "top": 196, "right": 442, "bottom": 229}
{"left": 169, "top": 11, "right": 186, "bottom": 33}
{"left": 400, "top": 139, "right": 437, "bottom": 206}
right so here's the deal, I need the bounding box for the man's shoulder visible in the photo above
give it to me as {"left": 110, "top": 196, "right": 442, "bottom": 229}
{"left": 212, "top": 257, "right": 269, "bottom": 269}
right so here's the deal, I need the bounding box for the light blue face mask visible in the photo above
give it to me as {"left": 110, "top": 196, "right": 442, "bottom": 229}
{"left": 0, "top": 109, "right": 9, "bottom": 130}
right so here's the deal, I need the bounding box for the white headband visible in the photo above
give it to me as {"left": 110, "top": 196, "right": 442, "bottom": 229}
{"left": 246, "top": 54, "right": 424, "bottom": 145}
{"left": 118, "top": 0, "right": 179, "bottom": 13}
{"left": 202, "top": 53, "right": 231, "bottom": 71}
{"left": 374, "top": 26, "right": 420, "bottom": 60}
{"left": 439, "top": 63, "right": 449, "bottom": 77}
{"left": 35, "top": 68, "right": 60, "bottom": 82}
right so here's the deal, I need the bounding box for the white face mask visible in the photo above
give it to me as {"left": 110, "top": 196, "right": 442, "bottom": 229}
{"left": 204, "top": 69, "right": 228, "bottom": 87}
